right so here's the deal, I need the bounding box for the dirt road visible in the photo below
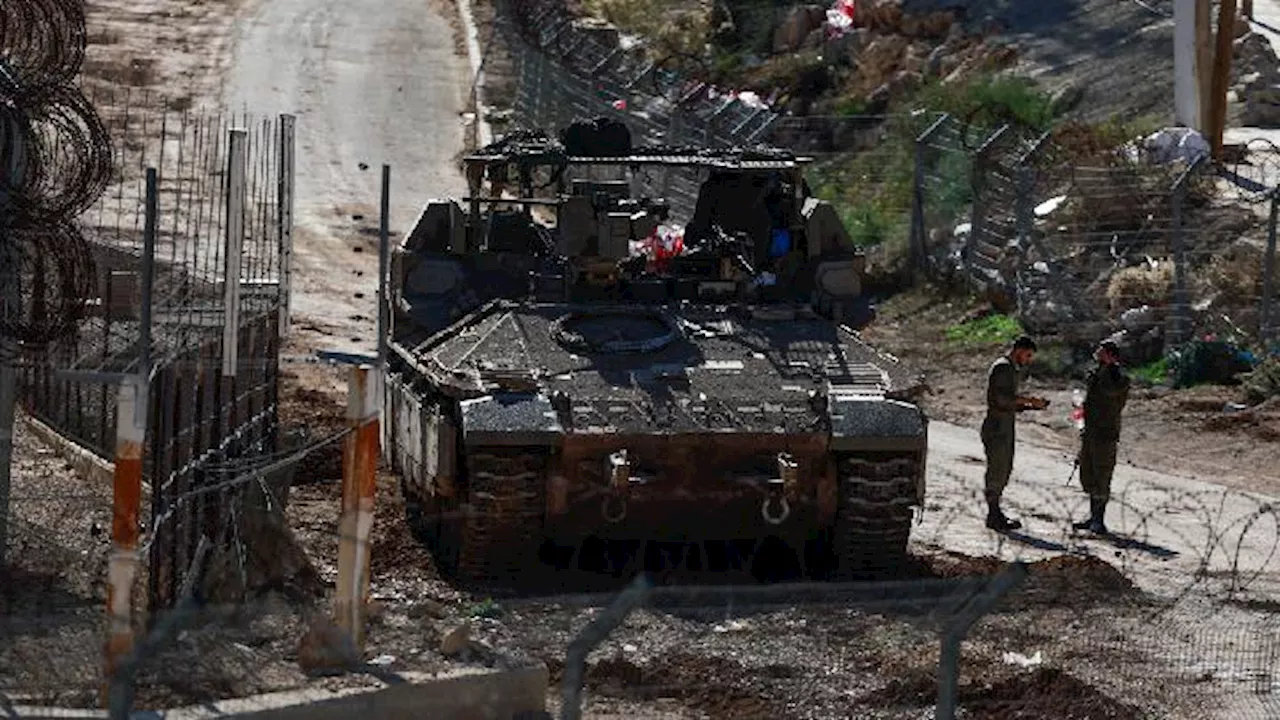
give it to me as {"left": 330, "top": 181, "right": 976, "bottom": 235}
{"left": 222, "top": 0, "right": 470, "bottom": 356}
{"left": 919, "top": 419, "right": 1280, "bottom": 602}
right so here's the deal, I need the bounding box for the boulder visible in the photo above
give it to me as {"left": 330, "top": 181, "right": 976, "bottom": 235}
{"left": 439, "top": 622, "right": 473, "bottom": 657}
{"left": 773, "top": 5, "right": 825, "bottom": 54}
{"left": 297, "top": 617, "right": 360, "bottom": 676}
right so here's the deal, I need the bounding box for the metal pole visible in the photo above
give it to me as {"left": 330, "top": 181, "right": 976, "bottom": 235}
{"left": 224, "top": 129, "right": 247, "bottom": 378}
{"left": 334, "top": 364, "right": 382, "bottom": 650}
{"left": 1171, "top": 165, "right": 1196, "bottom": 345}
{"left": 937, "top": 563, "right": 1029, "bottom": 720}
{"left": 562, "top": 575, "right": 655, "bottom": 720}
{"left": 102, "top": 374, "right": 148, "bottom": 704}
{"left": 140, "top": 169, "right": 157, "bottom": 377}
{"left": 377, "top": 165, "right": 390, "bottom": 366}
{"left": 276, "top": 115, "right": 296, "bottom": 337}
{"left": 912, "top": 113, "right": 950, "bottom": 280}
{"left": 1263, "top": 191, "right": 1278, "bottom": 347}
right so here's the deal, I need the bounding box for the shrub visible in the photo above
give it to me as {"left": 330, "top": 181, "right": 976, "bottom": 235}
{"left": 945, "top": 313, "right": 1025, "bottom": 346}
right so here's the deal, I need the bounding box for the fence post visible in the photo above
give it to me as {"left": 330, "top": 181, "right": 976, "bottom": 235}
{"left": 1012, "top": 133, "right": 1049, "bottom": 318}
{"left": 968, "top": 125, "right": 1009, "bottom": 292}
{"left": 1170, "top": 159, "right": 1200, "bottom": 345}
{"left": 1263, "top": 190, "right": 1278, "bottom": 348}
{"left": 335, "top": 364, "right": 382, "bottom": 650}
{"left": 912, "top": 113, "right": 949, "bottom": 276}
{"left": 277, "top": 115, "right": 296, "bottom": 337}
{"left": 102, "top": 373, "right": 148, "bottom": 702}
{"left": 377, "top": 165, "right": 391, "bottom": 366}
{"left": 936, "top": 563, "right": 1029, "bottom": 720}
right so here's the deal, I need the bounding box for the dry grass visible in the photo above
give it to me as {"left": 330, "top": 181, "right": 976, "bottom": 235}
{"left": 1197, "top": 243, "right": 1264, "bottom": 308}
{"left": 578, "top": 0, "right": 710, "bottom": 57}
{"left": 1106, "top": 261, "right": 1174, "bottom": 313}
{"left": 81, "top": 57, "right": 160, "bottom": 87}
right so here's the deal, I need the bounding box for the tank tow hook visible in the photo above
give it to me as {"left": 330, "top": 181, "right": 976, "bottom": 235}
{"left": 602, "top": 449, "right": 631, "bottom": 524}
{"left": 763, "top": 452, "right": 798, "bottom": 525}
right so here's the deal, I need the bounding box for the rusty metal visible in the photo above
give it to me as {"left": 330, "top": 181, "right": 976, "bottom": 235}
{"left": 103, "top": 374, "right": 146, "bottom": 698}
{"left": 336, "top": 364, "right": 381, "bottom": 649}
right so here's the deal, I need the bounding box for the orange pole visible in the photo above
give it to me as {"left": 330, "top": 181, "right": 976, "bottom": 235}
{"left": 103, "top": 375, "right": 146, "bottom": 700}
{"left": 334, "top": 365, "right": 382, "bottom": 650}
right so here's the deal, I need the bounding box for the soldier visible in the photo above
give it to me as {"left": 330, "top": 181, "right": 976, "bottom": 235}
{"left": 982, "top": 335, "right": 1049, "bottom": 531}
{"left": 1072, "top": 340, "right": 1131, "bottom": 535}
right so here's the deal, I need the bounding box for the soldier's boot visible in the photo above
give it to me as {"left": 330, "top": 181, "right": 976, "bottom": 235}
{"left": 985, "top": 494, "right": 1022, "bottom": 532}
{"left": 1086, "top": 498, "right": 1109, "bottom": 535}
{"left": 1073, "top": 498, "right": 1108, "bottom": 534}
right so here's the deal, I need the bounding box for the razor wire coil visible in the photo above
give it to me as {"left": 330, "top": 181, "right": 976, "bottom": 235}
{"left": 0, "top": 0, "right": 109, "bottom": 360}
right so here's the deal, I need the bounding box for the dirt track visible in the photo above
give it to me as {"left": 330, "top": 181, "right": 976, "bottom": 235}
{"left": 222, "top": 0, "right": 470, "bottom": 357}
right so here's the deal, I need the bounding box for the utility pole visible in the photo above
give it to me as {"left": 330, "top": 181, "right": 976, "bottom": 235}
{"left": 1209, "top": 0, "right": 1239, "bottom": 159}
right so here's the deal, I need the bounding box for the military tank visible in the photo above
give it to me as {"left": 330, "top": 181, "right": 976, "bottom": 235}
{"left": 383, "top": 122, "right": 928, "bottom": 589}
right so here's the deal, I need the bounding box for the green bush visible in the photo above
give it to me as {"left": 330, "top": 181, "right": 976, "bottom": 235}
{"left": 914, "top": 74, "right": 1057, "bottom": 132}
{"left": 1130, "top": 357, "right": 1170, "bottom": 386}
{"left": 945, "top": 313, "right": 1025, "bottom": 347}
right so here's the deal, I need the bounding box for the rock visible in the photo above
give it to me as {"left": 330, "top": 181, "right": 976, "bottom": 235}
{"left": 866, "top": 83, "right": 892, "bottom": 114}
{"left": 297, "top": 617, "right": 359, "bottom": 676}
{"left": 773, "top": 4, "right": 825, "bottom": 54}
{"left": 408, "top": 598, "right": 448, "bottom": 619}
{"left": 926, "top": 45, "right": 948, "bottom": 76}
{"left": 1049, "top": 81, "right": 1085, "bottom": 116}
{"left": 439, "top": 622, "right": 472, "bottom": 657}
{"left": 801, "top": 27, "right": 825, "bottom": 51}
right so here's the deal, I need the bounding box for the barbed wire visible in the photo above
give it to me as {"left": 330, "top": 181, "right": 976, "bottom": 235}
{"left": 0, "top": 0, "right": 108, "bottom": 362}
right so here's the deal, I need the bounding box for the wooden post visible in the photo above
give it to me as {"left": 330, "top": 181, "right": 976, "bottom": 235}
{"left": 1198, "top": 0, "right": 1214, "bottom": 132}
{"left": 103, "top": 374, "right": 147, "bottom": 697}
{"left": 334, "top": 364, "right": 382, "bottom": 650}
{"left": 1243, "top": 0, "right": 1254, "bottom": 20}
{"left": 1209, "top": 0, "right": 1238, "bottom": 159}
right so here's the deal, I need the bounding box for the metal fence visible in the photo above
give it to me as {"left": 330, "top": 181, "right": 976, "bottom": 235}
{"left": 13, "top": 90, "right": 295, "bottom": 613}
{"left": 485, "top": 0, "right": 1280, "bottom": 355}
{"left": 913, "top": 121, "right": 1280, "bottom": 355}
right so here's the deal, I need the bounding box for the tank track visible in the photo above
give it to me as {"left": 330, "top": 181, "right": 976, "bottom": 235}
{"left": 832, "top": 455, "right": 918, "bottom": 576}
{"left": 439, "top": 447, "right": 547, "bottom": 589}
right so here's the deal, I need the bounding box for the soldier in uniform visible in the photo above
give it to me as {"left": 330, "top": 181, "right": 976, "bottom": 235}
{"left": 1072, "top": 340, "right": 1131, "bottom": 534}
{"left": 982, "top": 335, "right": 1049, "bottom": 531}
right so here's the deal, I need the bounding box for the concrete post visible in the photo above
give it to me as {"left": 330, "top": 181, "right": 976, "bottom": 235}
{"left": 334, "top": 364, "right": 382, "bottom": 650}
{"left": 1175, "top": 0, "right": 1208, "bottom": 131}
{"left": 103, "top": 374, "right": 147, "bottom": 698}
{"left": 277, "top": 115, "right": 296, "bottom": 337}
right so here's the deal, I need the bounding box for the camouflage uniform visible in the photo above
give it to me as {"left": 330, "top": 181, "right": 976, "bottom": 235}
{"left": 1078, "top": 364, "right": 1131, "bottom": 505}
{"left": 982, "top": 355, "right": 1020, "bottom": 505}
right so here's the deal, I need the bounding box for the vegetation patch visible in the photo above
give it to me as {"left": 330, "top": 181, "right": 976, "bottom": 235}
{"left": 944, "top": 313, "right": 1024, "bottom": 347}
{"left": 1131, "top": 357, "right": 1170, "bottom": 386}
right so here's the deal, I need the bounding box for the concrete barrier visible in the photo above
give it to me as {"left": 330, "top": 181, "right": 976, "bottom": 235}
{"left": 3, "top": 665, "right": 549, "bottom": 719}
{"left": 20, "top": 413, "right": 117, "bottom": 489}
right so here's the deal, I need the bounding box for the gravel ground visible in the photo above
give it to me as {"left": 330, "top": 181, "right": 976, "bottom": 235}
{"left": 1, "top": 415, "right": 114, "bottom": 707}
